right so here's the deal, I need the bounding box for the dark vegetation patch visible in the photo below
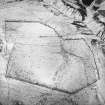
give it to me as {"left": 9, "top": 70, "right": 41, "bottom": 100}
{"left": 12, "top": 100, "right": 25, "bottom": 105}
{"left": 82, "top": 0, "right": 94, "bottom": 6}
{"left": 0, "top": 102, "right": 3, "bottom": 105}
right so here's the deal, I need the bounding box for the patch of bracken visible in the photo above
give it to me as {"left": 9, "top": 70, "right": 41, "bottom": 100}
{"left": 62, "top": 98, "right": 79, "bottom": 105}
{"left": 92, "top": 5, "right": 99, "bottom": 11}
{"left": 102, "top": 46, "right": 105, "bottom": 56}
{"left": 91, "top": 39, "right": 98, "bottom": 45}
{"left": 12, "top": 100, "right": 25, "bottom": 105}
{"left": 95, "top": 0, "right": 104, "bottom": 5}
{"left": 50, "top": 98, "right": 78, "bottom": 105}
{"left": 0, "top": 102, "right": 3, "bottom": 105}
{"left": 82, "top": 0, "right": 94, "bottom": 6}
{"left": 36, "top": 97, "right": 47, "bottom": 105}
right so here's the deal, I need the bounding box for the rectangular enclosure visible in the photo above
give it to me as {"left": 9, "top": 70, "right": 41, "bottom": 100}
{"left": 5, "top": 21, "right": 98, "bottom": 94}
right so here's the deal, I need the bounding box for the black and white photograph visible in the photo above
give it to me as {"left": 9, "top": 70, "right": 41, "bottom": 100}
{"left": 0, "top": 0, "right": 105, "bottom": 105}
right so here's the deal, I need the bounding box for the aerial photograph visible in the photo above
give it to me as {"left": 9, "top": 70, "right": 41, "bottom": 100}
{"left": 0, "top": 0, "right": 105, "bottom": 105}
